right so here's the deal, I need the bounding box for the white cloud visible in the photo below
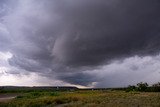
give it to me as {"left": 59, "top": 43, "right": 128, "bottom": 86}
{"left": 0, "top": 51, "right": 12, "bottom": 60}
{"left": 85, "top": 55, "right": 160, "bottom": 87}
{"left": 0, "top": 72, "right": 87, "bottom": 88}
{"left": 0, "top": 52, "right": 12, "bottom": 74}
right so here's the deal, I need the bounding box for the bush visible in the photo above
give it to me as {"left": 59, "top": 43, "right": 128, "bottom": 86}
{"left": 125, "top": 85, "right": 136, "bottom": 92}
{"left": 137, "top": 82, "right": 148, "bottom": 92}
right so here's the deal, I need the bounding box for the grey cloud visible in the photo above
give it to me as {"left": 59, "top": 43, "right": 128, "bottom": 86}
{"left": 91, "top": 55, "right": 160, "bottom": 88}
{"left": 0, "top": 0, "right": 17, "bottom": 18}
{"left": 0, "top": 24, "right": 11, "bottom": 51}
{"left": 9, "top": 55, "right": 51, "bottom": 73}
{"left": 1, "top": 0, "right": 160, "bottom": 87}
{"left": 52, "top": 0, "right": 160, "bottom": 66}
{"left": 57, "top": 72, "right": 97, "bottom": 86}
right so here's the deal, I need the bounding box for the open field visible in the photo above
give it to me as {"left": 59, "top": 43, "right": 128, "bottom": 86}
{"left": 0, "top": 90, "right": 160, "bottom": 107}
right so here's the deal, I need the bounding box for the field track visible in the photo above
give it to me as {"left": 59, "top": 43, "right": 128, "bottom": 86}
{"left": 0, "top": 94, "right": 18, "bottom": 102}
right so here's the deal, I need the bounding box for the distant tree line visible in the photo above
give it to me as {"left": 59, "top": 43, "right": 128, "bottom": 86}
{"left": 126, "top": 82, "right": 160, "bottom": 92}
{"left": 0, "top": 86, "right": 78, "bottom": 93}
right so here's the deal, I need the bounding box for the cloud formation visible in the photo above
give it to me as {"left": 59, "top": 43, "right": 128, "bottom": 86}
{"left": 0, "top": 0, "right": 160, "bottom": 87}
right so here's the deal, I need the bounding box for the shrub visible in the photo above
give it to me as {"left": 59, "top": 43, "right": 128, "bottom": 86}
{"left": 137, "top": 82, "right": 148, "bottom": 92}
{"left": 125, "top": 85, "right": 136, "bottom": 92}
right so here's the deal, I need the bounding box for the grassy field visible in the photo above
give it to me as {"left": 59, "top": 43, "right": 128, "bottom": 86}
{"left": 0, "top": 90, "right": 160, "bottom": 107}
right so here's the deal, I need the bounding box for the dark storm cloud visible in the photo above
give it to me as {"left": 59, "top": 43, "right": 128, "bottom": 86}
{"left": 1, "top": 0, "right": 160, "bottom": 87}
{"left": 0, "top": 0, "right": 18, "bottom": 51}
{"left": 55, "top": 0, "right": 160, "bottom": 66}
{"left": 57, "top": 72, "right": 98, "bottom": 86}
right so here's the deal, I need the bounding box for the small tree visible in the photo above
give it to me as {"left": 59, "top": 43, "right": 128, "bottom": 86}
{"left": 152, "top": 82, "right": 160, "bottom": 92}
{"left": 137, "top": 82, "right": 148, "bottom": 92}
{"left": 152, "top": 82, "right": 160, "bottom": 87}
{"left": 126, "top": 85, "right": 136, "bottom": 92}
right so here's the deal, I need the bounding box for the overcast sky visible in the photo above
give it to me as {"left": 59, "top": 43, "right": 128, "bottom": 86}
{"left": 0, "top": 0, "right": 160, "bottom": 88}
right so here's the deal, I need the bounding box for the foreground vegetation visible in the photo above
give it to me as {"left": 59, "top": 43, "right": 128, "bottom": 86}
{"left": 0, "top": 82, "right": 160, "bottom": 107}
{"left": 0, "top": 90, "right": 160, "bottom": 107}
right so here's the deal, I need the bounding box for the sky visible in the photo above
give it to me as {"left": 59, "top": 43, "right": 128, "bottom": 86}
{"left": 0, "top": 0, "right": 160, "bottom": 88}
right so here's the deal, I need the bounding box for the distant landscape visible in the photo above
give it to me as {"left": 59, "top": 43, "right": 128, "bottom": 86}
{"left": 0, "top": 82, "right": 160, "bottom": 107}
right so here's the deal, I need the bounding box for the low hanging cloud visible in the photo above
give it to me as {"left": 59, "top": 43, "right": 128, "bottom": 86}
{"left": 0, "top": 0, "right": 160, "bottom": 87}
{"left": 85, "top": 55, "right": 160, "bottom": 87}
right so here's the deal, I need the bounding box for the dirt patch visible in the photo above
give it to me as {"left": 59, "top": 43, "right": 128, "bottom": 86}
{"left": 0, "top": 93, "right": 19, "bottom": 102}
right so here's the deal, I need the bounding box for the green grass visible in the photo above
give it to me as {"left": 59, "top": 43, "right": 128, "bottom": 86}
{"left": 15, "top": 92, "right": 59, "bottom": 99}
{"left": 0, "top": 90, "right": 160, "bottom": 107}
